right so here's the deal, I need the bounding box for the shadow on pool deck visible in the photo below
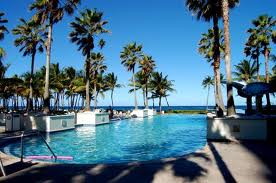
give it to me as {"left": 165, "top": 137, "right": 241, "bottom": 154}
{"left": 1, "top": 141, "right": 276, "bottom": 183}
{"left": 0, "top": 152, "right": 210, "bottom": 183}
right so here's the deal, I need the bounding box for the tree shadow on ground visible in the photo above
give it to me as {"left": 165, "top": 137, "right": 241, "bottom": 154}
{"left": 208, "top": 142, "right": 237, "bottom": 183}
{"left": 241, "top": 141, "right": 276, "bottom": 182}
{"left": 0, "top": 161, "right": 38, "bottom": 176}
{"left": 0, "top": 152, "right": 211, "bottom": 183}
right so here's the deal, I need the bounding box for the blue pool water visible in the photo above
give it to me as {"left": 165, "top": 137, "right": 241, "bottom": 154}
{"left": 2, "top": 114, "right": 207, "bottom": 164}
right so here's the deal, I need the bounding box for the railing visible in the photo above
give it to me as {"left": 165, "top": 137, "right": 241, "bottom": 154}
{"left": 20, "top": 130, "right": 57, "bottom": 162}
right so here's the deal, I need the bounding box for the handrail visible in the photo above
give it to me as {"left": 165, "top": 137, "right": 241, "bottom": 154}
{"left": 20, "top": 130, "right": 57, "bottom": 162}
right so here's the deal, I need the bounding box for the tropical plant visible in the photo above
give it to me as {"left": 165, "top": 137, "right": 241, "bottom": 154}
{"left": 256, "top": 15, "right": 276, "bottom": 82}
{"left": 30, "top": 0, "right": 80, "bottom": 113}
{"left": 202, "top": 76, "right": 214, "bottom": 111}
{"left": 90, "top": 52, "right": 107, "bottom": 109}
{"left": 70, "top": 9, "right": 108, "bottom": 111}
{"left": 120, "top": 42, "right": 143, "bottom": 110}
{"left": 105, "top": 72, "right": 123, "bottom": 108}
{"left": 150, "top": 72, "right": 175, "bottom": 112}
{"left": 233, "top": 60, "right": 258, "bottom": 83}
{"left": 13, "top": 18, "right": 47, "bottom": 111}
{"left": 186, "top": 0, "right": 239, "bottom": 116}
{"left": 0, "top": 12, "right": 8, "bottom": 67}
{"left": 129, "top": 71, "right": 147, "bottom": 106}
{"left": 139, "top": 55, "right": 156, "bottom": 108}
{"left": 198, "top": 28, "right": 225, "bottom": 114}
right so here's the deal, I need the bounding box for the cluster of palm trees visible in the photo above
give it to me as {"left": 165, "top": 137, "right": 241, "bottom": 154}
{"left": 0, "top": 1, "right": 119, "bottom": 113}
{"left": 201, "top": 13, "right": 276, "bottom": 113}
{"left": 0, "top": 1, "right": 175, "bottom": 113}
{"left": 190, "top": 0, "right": 275, "bottom": 116}
{"left": 120, "top": 42, "right": 175, "bottom": 112}
{"left": 186, "top": 0, "right": 239, "bottom": 116}
{"left": 0, "top": 62, "right": 123, "bottom": 112}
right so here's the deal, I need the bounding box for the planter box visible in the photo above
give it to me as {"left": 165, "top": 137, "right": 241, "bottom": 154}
{"left": 76, "top": 111, "right": 110, "bottom": 125}
{"left": 22, "top": 114, "right": 75, "bottom": 132}
{"left": 207, "top": 113, "right": 268, "bottom": 141}
{"left": 131, "top": 109, "right": 148, "bottom": 118}
{"left": 144, "top": 109, "right": 156, "bottom": 116}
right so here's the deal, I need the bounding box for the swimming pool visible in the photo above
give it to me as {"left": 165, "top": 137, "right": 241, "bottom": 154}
{"left": 2, "top": 114, "right": 206, "bottom": 164}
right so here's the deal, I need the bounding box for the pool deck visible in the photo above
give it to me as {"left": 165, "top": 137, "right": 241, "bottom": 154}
{"left": 0, "top": 133, "right": 275, "bottom": 183}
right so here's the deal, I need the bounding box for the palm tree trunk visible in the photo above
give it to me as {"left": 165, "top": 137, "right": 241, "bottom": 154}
{"left": 165, "top": 96, "right": 169, "bottom": 107}
{"left": 255, "top": 51, "right": 263, "bottom": 112}
{"left": 213, "top": 14, "right": 225, "bottom": 116}
{"left": 142, "top": 89, "right": 146, "bottom": 107}
{"left": 28, "top": 50, "right": 36, "bottom": 112}
{"left": 264, "top": 48, "right": 271, "bottom": 111}
{"left": 256, "top": 51, "right": 260, "bottom": 81}
{"left": 61, "top": 91, "right": 64, "bottom": 110}
{"left": 145, "top": 81, "right": 149, "bottom": 109}
{"left": 133, "top": 68, "right": 138, "bottom": 110}
{"left": 85, "top": 53, "right": 91, "bottom": 111}
{"left": 206, "top": 86, "right": 210, "bottom": 112}
{"left": 111, "top": 89, "right": 114, "bottom": 108}
{"left": 159, "top": 96, "right": 162, "bottom": 113}
{"left": 94, "top": 80, "right": 97, "bottom": 110}
{"left": 43, "top": 21, "right": 53, "bottom": 114}
{"left": 152, "top": 98, "right": 155, "bottom": 108}
{"left": 222, "top": 0, "right": 236, "bottom": 116}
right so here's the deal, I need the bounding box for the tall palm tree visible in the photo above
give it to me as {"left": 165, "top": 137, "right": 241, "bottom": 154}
{"left": 150, "top": 72, "right": 175, "bottom": 112}
{"left": 202, "top": 76, "right": 214, "bottom": 112}
{"left": 30, "top": 0, "right": 80, "bottom": 113}
{"left": 186, "top": 0, "right": 238, "bottom": 116}
{"left": 13, "top": 18, "right": 46, "bottom": 111}
{"left": 90, "top": 52, "right": 107, "bottom": 110}
{"left": 129, "top": 71, "right": 147, "bottom": 106}
{"left": 0, "top": 12, "right": 8, "bottom": 67}
{"left": 251, "top": 15, "right": 276, "bottom": 83}
{"left": 120, "top": 43, "right": 143, "bottom": 110}
{"left": 139, "top": 55, "right": 156, "bottom": 109}
{"left": 105, "top": 72, "right": 123, "bottom": 108}
{"left": 198, "top": 29, "right": 225, "bottom": 114}
{"left": 70, "top": 9, "right": 108, "bottom": 111}
{"left": 221, "top": 0, "right": 238, "bottom": 116}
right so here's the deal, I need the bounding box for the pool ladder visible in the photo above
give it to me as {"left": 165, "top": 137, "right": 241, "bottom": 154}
{"left": 20, "top": 130, "right": 57, "bottom": 162}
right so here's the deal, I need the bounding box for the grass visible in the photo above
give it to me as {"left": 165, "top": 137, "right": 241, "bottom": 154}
{"left": 165, "top": 110, "right": 207, "bottom": 114}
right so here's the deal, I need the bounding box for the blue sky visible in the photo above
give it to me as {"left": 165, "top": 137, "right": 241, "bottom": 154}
{"left": 1, "top": 0, "right": 276, "bottom": 106}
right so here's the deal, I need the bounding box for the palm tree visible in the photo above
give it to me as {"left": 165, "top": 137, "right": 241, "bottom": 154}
{"left": 221, "top": 0, "right": 238, "bottom": 116}
{"left": 271, "top": 55, "right": 276, "bottom": 76}
{"left": 90, "top": 52, "right": 107, "bottom": 110}
{"left": 233, "top": 59, "right": 258, "bottom": 113}
{"left": 50, "top": 63, "right": 68, "bottom": 111}
{"left": 202, "top": 76, "right": 214, "bottom": 112}
{"left": 70, "top": 9, "right": 108, "bottom": 111}
{"left": 30, "top": 0, "right": 80, "bottom": 113}
{"left": 198, "top": 29, "right": 225, "bottom": 114}
{"left": 105, "top": 72, "right": 123, "bottom": 108}
{"left": 150, "top": 72, "right": 175, "bottom": 112}
{"left": 186, "top": 0, "right": 239, "bottom": 116}
{"left": 13, "top": 18, "right": 46, "bottom": 111}
{"left": 139, "top": 55, "right": 156, "bottom": 109}
{"left": 129, "top": 71, "right": 147, "bottom": 106}
{"left": 120, "top": 43, "right": 143, "bottom": 110}
{"left": 252, "top": 15, "right": 276, "bottom": 83}
{"left": 233, "top": 60, "right": 258, "bottom": 83}
{"left": 0, "top": 12, "right": 8, "bottom": 67}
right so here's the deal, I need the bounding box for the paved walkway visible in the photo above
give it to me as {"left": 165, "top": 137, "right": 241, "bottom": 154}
{"left": 0, "top": 135, "right": 275, "bottom": 183}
